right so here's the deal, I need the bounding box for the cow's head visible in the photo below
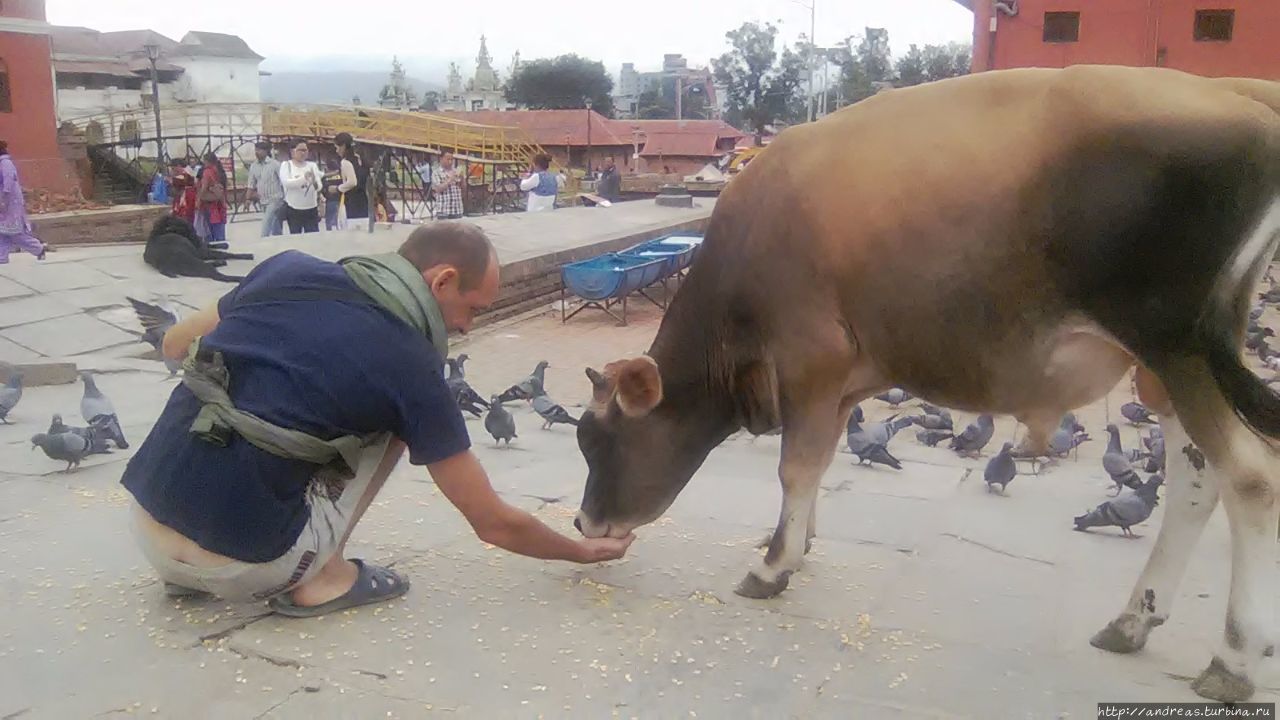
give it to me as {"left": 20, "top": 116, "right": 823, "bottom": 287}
{"left": 574, "top": 353, "right": 755, "bottom": 538}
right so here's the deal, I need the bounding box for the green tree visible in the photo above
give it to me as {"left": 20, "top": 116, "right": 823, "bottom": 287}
{"left": 838, "top": 28, "right": 894, "bottom": 106}
{"left": 419, "top": 90, "right": 441, "bottom": 112}
{"left": 712, "top": 22, "right": 807, "bottom": 142}
{"left": 505, "top": 54, "right": 615, "bottom": 116}
{"left": 921, "top": 42, "right": 972, "bottom": 83}
{"left": 894, "top": 45, "right": 926, "bottom": 87}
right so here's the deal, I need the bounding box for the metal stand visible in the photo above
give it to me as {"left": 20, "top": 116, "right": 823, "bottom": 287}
{"left": 560, "top": 277, "right": 668, "bottom": 327}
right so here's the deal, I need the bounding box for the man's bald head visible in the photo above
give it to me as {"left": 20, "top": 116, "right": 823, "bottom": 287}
{"left": 398, "top": 222, "right": 496, "bottom": 292}
{"left": 399, "top": 222, "right": 500, "bottom": 334}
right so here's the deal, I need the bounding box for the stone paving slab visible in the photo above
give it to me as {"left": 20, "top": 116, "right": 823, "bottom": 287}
{"left": 0, "top": 274, "right": 33, "bottom": 300}
{"left": 0, "top": 260, "right": 117, "bottom": 294}
{"left": 1, "top": 312, "right": 138, "bottom": 358}
{"left": 0, "top": 293, "right": 83, "bottom": 330}
{"left": 0, "top": 335, "right": 41, "bottom": 363}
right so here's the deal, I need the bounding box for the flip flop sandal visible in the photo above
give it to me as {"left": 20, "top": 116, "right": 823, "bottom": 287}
{"left": 267, "top": 559, "right": 410, "bottom": 618}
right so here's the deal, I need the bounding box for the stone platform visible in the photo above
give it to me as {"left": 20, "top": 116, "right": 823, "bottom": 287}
{"left": 0, "top": 198, "right": 715, "bottom": 369}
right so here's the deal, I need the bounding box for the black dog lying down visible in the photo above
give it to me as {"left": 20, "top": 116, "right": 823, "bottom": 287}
{"left": 144, "top": 215, "right": 253, "bottom": 283}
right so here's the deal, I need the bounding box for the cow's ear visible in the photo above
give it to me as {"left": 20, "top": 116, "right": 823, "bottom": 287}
{"left": 613, "top": 356, "right": 663, "bottom": 417}
{"left": 734, "top": 360, "right": 781, "bottom": 435}
{"left": 585, "top": 367, "right": 613, "bottom": 409}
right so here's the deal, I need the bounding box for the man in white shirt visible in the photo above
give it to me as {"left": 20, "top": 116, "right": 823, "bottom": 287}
{"left": 519, "top": 153, "right": 559, "bottom": 213}
{"left": 247, "top": 141, "right": 285, "bottom": 237}
{"left": 279, "top": 141, "right": 322, "bottom": 234}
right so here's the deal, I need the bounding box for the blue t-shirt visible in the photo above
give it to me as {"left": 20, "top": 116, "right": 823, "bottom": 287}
{"left": 121, "top": 250, "right": 470, "bottom": 563}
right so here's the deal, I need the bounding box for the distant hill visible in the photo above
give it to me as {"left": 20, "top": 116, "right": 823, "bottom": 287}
{"left": 261, "top": 71, "right": 443, "bottom": 105}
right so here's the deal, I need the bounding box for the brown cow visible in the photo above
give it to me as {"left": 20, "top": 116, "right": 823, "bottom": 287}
{"left": 573, "top": 66, "right": 1280, "bottom": 703}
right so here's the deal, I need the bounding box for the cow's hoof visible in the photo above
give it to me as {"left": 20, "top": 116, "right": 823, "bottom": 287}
{"left": 1191, "top": 657, "right": 1254, "bottom": 703}
{"left": 1090, "top": 614, "right": 1160, "bottom": 654}
{"left": 735, "top": 571, "right": 791, "bottom": 599}
{"left": 804, "top": 537, "right": 813, "bottom": 555}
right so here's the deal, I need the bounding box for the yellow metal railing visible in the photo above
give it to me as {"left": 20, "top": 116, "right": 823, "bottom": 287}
{"left": 62, "top": 102, "right": 546, "bottom": 165}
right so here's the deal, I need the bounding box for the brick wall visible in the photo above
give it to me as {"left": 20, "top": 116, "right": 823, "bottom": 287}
{"left": 30, "top": 205, "right": 169, "bottom": 247}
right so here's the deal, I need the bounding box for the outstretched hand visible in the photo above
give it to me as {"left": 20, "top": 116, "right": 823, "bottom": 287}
{"left": 576, "top": 533, "right": 635, "bottom": 563}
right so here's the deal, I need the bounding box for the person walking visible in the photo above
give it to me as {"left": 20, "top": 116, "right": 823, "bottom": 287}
{"left": 597, "top": 157, "right": 621, "bottom": 203}
{"left": 279, "top": 141, "right": 321, "bottom": 234}
{"left": 247, "top": 141, "right": 284, "bottom": 237}
{"left": 0, "top": 141, "right": 47, "bottom": 263}
{"left": 334, "top": 132, "right": 368, "bottom": 225}
{"left": 431, "top": 152, "right": 464, "bottom": 220}
{"left": 123, "top": 223, "right": 633, "bottom": 613}
{"left": 196, "top": 152, "right": 229, "bottom": 245}
{"left": 519, "top": 153, "right": 558, "bottom": 213}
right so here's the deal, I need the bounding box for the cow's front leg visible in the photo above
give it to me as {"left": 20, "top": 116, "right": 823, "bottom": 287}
{"left": 736, "top": 400, "right": 844, "bottom": 599}
{"left": 1091, "top": 414, "right": 1219, "bottom": 653}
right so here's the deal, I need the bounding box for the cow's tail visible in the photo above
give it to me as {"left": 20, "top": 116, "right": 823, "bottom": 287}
{"left": 1199, "top": 199, "right": 1280, "bottom": 438}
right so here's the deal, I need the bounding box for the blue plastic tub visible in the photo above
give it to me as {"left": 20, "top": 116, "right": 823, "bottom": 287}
{"left": 561, "top": 253, "right": 670, "bottom": 302}
{"left": 619, "top": 233, "right": 704, "bottom": 276}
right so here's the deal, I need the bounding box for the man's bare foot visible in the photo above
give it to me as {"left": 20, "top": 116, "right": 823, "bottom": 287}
{"left": 290, "top": 557, "right": 358, "bottom": 607}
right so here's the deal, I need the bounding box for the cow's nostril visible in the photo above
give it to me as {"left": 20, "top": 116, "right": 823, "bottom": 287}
{"left": 573, "top": 517, "right": 584, "bottom": 533}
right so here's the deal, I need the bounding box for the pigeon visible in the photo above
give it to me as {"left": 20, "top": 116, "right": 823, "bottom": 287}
{"left": 917, "top": 403, "right": 958, "bottom": 431}
{"left": 983, "top": 442, "right": 1017, "bottom": 493}
{"left": 852, "top": 442, "right": 902, "bottom": 470}
{"left": 847, "top": 413, "right": 911, "bottom": 463}
{"left": 79, "top": 373, "right": 128, "bottom": 448}
{"left": 496, "top": 360, "right": 550, "bottom": 404}
{"left": 1120, "top": 402, "right": 1156, "bottom": 426}
{"left": 47, "top": 414, "right": 112, "bottom": 455}
{"left": 1260, "top": 287, "right": 1280, "bottom": 304}
{"left": 851, "top": 404, "right": 864, "bottom": 424}
{"left": 949, "top": 414, "right": 995, "bottom": 456}
{"left": 1250, "top": 306, "right": 1266, "bottom": 321}
{"left": 484, "top": 396, "right": 517, "bottom": 446}
{"left": 530, "top": 379, "right": 578, "bottom": 429}
{"left": 1257, "top": 341, "right": 1275, "bottom": 362}
{"left": 1048, "top": 413, "right": 1091, "bottom": 458}
{"left": 0, "top": 373, "right": 22, "bottom": 424}
{"left": 874, "top": 388, "right": 912, "bottom": 407}
{"left": 1266, "top": 356, "right": 1280, "bottom": 373}
{"left": 1244, "top": 328, "right": 1274, "bottom": 351}
{"left": 1103, "top": 423, "right": 1143, "bottom": 495}
{"left": 1074, "top": 473, "right": 1164, "bottom": 536}
{"left": 126, "top": 296, "right": 180, "bottom": 377}
{"left": 914, "top": 412, "right": 953, "bottom": 431}
{"left": 31, "top": 431, "right": 93, "bottom": 472}
{"left": 915, "top": 429, "right": 954, "bottom": 447}
{"left": 1141, "top": 431, "right": 1166, "bottom": 473}
{"left": 445, "top": 354, "right": 489, "bottom": 418}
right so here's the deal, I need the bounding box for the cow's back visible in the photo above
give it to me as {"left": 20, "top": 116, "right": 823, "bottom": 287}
{"left": 697, "top": 65, "right": 1280, "bottom": 408}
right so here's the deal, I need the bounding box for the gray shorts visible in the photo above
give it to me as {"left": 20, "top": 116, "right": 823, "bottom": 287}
{"left": 131, "top": 434, "right": 395, "bottom": 603}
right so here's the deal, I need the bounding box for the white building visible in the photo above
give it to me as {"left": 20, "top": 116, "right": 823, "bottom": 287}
{"left": 50, "top": 27, "right": 264, "bottom": 120}
{"left": 438, "top": 36, "right": 515, "bottom": 112}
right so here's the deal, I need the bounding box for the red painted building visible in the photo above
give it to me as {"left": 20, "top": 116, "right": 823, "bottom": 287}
{"left": 960, "top": 0, "right": 1280, "bottom": 80}
{"left": 0, "top": 0, "right": 77, "bottom": 194}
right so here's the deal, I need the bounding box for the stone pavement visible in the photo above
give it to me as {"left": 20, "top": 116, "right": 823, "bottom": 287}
{"left": 2, "top": 248, "right": 1280, "bottom": 717}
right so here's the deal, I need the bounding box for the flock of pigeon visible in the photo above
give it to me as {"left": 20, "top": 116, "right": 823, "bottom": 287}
{"left": 0, "top": 295, "right": 185, "bottom": 473}
{"left": 845, "top": 388, "right": 1169, "bottom": 538}
{"left": 1, "top": 371, "right": 131, "bottom": 472}
{"left": 444, "top": 356, "right": 580, "bottom": 446}
{"left": 840, "top": 279, "right": 1280, "bottom": 539}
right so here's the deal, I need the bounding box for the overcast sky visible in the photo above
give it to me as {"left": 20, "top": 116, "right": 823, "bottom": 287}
{"left": 48, "top": 0, "right": 973, "bottom": 76}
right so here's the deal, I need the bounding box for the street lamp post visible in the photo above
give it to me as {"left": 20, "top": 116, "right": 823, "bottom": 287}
{"left": 584, "top": 98, "right": 593, "bottom": 172}
{"left": 142, "top": 42, "right": 165, "bottom": 163}
{"left": 790, "top": 0, "right": 817, "bottom": 122}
